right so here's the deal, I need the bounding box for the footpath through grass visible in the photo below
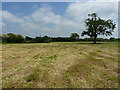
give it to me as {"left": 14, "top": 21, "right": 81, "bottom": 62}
{"left": 2, "top": 42, "right": 119, "bottom": 88}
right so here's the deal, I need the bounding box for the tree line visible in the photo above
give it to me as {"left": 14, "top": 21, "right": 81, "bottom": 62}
{"left": 0, "top": 33, "right": 119, "bottom": 43}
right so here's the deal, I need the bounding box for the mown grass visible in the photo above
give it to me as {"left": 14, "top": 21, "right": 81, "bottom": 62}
{"left": 2, "top": 42, "right": 119, "bottom": 88}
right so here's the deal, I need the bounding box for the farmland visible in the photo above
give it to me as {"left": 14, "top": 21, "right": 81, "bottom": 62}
{"left": 2, "top": 42, "right": 119, "bottom": 88}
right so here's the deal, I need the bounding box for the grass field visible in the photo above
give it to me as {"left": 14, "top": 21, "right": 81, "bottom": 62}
{"left": 2, "top": 42, "right": 119, "bottom": 88}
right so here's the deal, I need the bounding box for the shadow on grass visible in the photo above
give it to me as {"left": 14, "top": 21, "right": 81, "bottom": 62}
{"left": 62, "top": 42, "right": 105, "bottom": 45}
{"left": 63, "top": 42, "right": 117, "bottom": 45}
{"left": 77, "top": 43, "right": 104, "bottom": 45}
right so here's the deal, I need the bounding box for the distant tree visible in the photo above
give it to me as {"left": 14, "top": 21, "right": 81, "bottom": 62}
{"left": 110, "top": 37, "right": 115, "bottom": 41}
{"left": 0, "top": 35, "right": 2, "bottom": 43}
{"left": 16, "top": 34, "right": 25, "bottom": 43}
{"left": 42, "top": 35, "right": 52, "bottom": 43}
{"left": 70, "top": 33, "right": 79, "bottom": 41}
{"left": 25, "top": 36, "right": 33, "bottom": 42}
{"left": 81, "top": 13, "right": 116, "bottom": 44}
{"left": 7, "top": 33, "right": 17, "bottom": 43}
{"left": 1, "top": 34, "right": 7, "bottom": 43}
{"left": 35, "top": 36, "right": 42, "bottom": 43}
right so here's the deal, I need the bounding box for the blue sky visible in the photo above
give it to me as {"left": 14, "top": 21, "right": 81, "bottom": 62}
{"left": 1, "top": 1, "right": 118, "bottom": 38}
{"left": 2, "top": 2, "right": 69, "bottom": 16}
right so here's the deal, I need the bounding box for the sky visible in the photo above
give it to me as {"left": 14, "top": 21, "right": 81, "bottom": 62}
{"left": 1, "top": 0, "right": 119, "bottom": 38}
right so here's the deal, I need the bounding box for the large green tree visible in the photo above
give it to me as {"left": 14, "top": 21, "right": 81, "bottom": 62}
{"left": 81, "top": 13, "right": 116, "bottom": 44}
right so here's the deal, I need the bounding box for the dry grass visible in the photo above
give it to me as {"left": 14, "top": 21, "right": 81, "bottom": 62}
{"left": 2, "top": 42, "right": 119, "bottom": 88}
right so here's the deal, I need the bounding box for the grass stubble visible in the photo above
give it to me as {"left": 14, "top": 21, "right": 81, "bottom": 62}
{"left": 2, "top": 42, "right": 119, "bottom": 88}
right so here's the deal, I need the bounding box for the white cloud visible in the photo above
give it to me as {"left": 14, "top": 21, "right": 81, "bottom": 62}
{"left": 16, "top": 5, "right": 80, "bottom": 37}
{"left": 0, "top": 22, "right": 6, "bottom": 27}
{"left": 0, "top": 22, "right": 6, "bottom": 32}
{"left": 31, "top": 6, "right": 61, "bottom": 25}
{"left": 2, "top": 10, "right": 23, "bottom": 23}
{"left": 66, "top": 2, "right": 118, "bottom": 38}
{"left": 2, "top": 2, "right": 118, "bottom": 38}
{"left": 66, "top": 2, "right": 117, "bottom": 20}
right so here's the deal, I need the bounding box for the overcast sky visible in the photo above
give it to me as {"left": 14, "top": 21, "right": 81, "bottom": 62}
{"left": 1, "top": 0, "right": 119, "bottom": 38}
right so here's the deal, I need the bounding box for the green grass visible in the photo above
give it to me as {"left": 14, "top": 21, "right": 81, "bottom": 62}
{"left": 2, "top": 42, "right": 119, "bottom": 88}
